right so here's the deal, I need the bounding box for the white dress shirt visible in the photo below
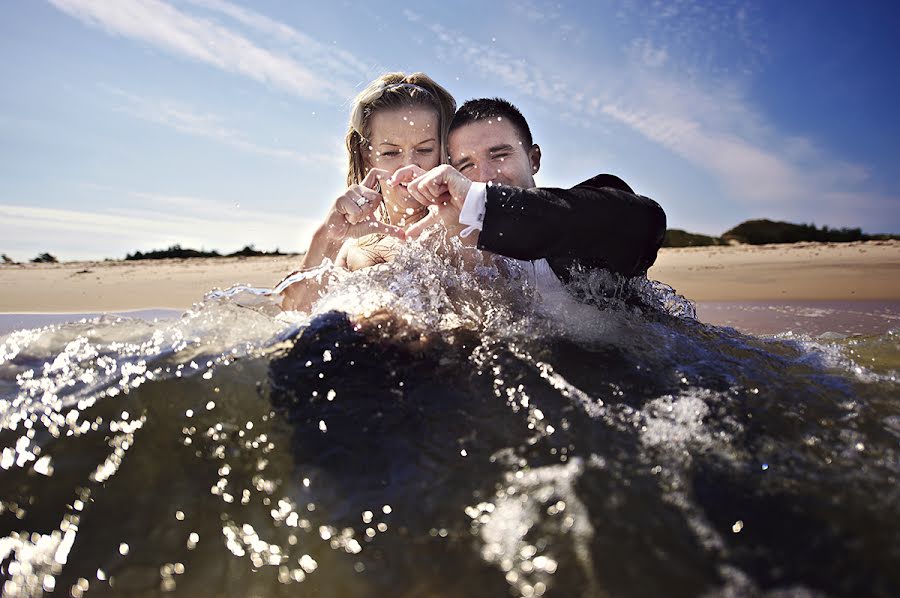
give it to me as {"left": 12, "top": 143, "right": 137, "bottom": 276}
{"left": 456, "top": 181, "right": 592, "bottom": 317}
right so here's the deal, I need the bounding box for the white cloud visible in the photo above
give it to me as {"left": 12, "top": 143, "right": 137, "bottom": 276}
{"left": 182, "top": 0, "right": 373, "bottom": 80}
{"left": 413, "top": 12, "right": 884, "bottom": 228}
{"left": 596, "top": 69, "right": 872, "bottom": 205}
{"left": 105, "top": 86, "right": 343, "bottom": 166}
{"left": 49, "top": 0, "right": 353, "bottom": 101}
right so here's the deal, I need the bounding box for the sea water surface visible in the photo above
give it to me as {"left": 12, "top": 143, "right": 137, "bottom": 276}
{"left": 1, "top": 239, "right": 898, "bottom": 597}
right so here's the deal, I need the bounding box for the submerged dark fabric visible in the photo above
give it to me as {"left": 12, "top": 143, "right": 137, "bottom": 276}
{"left": 477, "top": 174, "right": 666, "bottom": 281}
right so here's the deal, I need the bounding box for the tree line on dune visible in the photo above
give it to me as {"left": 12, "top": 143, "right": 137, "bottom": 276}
{"left": 3, "top": 221, "right": 898, "bottom": 264}
{"left": 664, "top": 219, "right": 900, "bottom": 247}
{"left": 124, "top": 244, "right": 292, "bottom": 261}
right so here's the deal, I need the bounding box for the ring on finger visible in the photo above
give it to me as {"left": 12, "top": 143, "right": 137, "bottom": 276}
{"left": 354, "top": 196, "right": 369, "bottom": 207}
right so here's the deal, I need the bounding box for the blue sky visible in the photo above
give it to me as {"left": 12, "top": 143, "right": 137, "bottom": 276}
{"left": 1, "top": 0, "right": 898, "bottom": 261}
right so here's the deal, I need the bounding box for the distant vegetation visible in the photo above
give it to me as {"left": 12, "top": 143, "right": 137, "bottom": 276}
{"left": 125, "top": 244, "right": 292, "bottom": 261}
{"left": 31, "top": 252, "right": 58, "bottom": 263}
{"left": 664, "top": 219, "right": 900, "bottom": 247}
{"left": 723, "top": 220, "right": 868, "bottom": 245}
{"left": 227, "top": 245, "right": 291, "bottom": 258}
{"left": 11, "top": 220, "right": 899, "bottom": 263}
{"left": 663, "top": 229, "right": 725, "bottom": 248}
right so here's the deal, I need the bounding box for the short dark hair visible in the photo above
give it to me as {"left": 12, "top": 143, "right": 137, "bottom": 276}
{"left": 449, "top": 97, "right": 533, "bottom": 147}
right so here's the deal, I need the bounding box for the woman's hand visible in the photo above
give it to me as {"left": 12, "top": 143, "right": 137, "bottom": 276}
{"left": 298, "top": 167, "right": 406, "bottom": 270}
{"left": 389, "top": 165, "right": 473, "bottom": 241}
{"left": 322, "top": 167, "right": 406, "bottom": 242}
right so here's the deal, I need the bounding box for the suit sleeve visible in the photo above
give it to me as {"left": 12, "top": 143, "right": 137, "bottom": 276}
{"left": 476, "top": 174, "right": 666, "bottom": 277}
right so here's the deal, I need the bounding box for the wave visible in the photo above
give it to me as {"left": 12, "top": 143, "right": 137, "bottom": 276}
{"left": 1, "top": 239, "right": 898, "bottom": 597}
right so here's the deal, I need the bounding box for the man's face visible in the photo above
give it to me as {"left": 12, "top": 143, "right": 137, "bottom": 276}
{"left": 448, "top": 119, "right": 540, "bottom": 188}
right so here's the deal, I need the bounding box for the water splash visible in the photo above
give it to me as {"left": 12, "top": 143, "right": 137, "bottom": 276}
{"left": 1, "top": 242, "right": 898, "bottom": 597}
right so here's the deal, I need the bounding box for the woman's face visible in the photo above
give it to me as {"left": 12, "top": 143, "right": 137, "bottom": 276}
{"left": 364, "top": 106, "right": 440, "bottom": 216}
{"left": 365, "top": 107, "right": 441, "bottom": 173}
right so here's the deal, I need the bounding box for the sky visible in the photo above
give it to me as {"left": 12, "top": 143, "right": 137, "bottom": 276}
{"left": 1, "top": 0, "right": 898, "bottom": 261}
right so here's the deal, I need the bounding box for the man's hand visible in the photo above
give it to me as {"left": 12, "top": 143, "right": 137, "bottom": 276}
{"left": 391, "top": 164, "right": 472, "bottom": 210}
{"left": 389, "top": 165, "right": 473, "bottom": 240}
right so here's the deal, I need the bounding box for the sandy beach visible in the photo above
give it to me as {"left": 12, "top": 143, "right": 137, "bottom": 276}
{"left": 1, "top": 240, "right": 898, "bottom": 313}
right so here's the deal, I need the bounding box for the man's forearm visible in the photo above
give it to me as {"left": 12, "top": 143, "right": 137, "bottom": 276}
{"left": 475, "top": 179, "right": 666, "bottom": 277}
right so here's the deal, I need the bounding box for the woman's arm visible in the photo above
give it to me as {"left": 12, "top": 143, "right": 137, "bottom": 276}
{"left": 278, "top": 168, "right": 406, "bottom": 310}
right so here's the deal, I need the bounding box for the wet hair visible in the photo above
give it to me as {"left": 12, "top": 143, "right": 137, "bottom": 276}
{"left": 449, "top": 97, "right": 533, "bottom": 148}
{"left": 345, "top": 72, "right": 456, "bottom": 187}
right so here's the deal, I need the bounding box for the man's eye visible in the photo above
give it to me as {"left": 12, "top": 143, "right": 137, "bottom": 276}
{"left": 492, "top": 153, "right": 510, "bottom": 160}
{"left": 459, "top": 164, "right": 474, "bottom": 172}
{"left": 417, "top": 148, "right": 434, "bottom": 154}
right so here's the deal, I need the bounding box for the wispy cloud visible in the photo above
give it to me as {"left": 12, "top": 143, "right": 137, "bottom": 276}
{"left": 105, "top": 86, "right": 343, "bottom": 165}
{"left": 49, "top": 0, "right": 354, "bottom": 101}
{"left": 407, "top": 8, "right": 886, "bottom": 227}
{"left": 182, "top": 0, "right": 372, "bottom": 81}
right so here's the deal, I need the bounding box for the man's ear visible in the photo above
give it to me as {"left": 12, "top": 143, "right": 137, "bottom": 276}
{"left": 528, "top": 144, "right": 542, "bottom": 175}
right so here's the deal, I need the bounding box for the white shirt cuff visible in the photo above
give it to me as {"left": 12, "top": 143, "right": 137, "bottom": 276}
{"left": 458, "top": 182, "right": 487, "bottom": 239}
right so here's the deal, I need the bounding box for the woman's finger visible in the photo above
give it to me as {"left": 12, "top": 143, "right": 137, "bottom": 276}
{"left": 388, "top": 164, "right": 427, "bottom": 187}
{"left": 353, "top": 187, "right": 386, "bottom": 220}
{"left": 355, "top": 187, "right": 384, "bottom": 206}
{"left": 404, "top": 205, "right": 441, "bottom": 239}
{"left": 336, "top": 193, "right": 364, "bottom": 223}
{"left": 361, "top": 167, "right": 391, "bottom": 190}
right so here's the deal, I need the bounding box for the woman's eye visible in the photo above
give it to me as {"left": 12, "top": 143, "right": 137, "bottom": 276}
{"left": 417, "top": 148, "right": 434, "bottom": 154}
{"left": 382, "top": 151, "right": 400, "bottom": 157}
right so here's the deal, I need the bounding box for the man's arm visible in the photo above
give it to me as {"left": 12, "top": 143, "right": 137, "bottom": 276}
{"left": 477, "top": 175, "right": 666, "bottom": 277}
{"left": 396, "top": 166, "right": 666, "bottom": 278}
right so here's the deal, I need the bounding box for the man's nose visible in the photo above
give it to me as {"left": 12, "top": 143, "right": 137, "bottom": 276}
{"left": 468, "top": 162, "right": 491, "bottom": 183}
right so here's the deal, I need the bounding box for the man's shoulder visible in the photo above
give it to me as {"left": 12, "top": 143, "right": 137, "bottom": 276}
{"left": 573, "top": 174, "right": 634, "bottom": 194}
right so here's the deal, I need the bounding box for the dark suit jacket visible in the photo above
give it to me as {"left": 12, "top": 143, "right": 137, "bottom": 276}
{"left": 476, "top": 174, "right": 666, "bottom": 282}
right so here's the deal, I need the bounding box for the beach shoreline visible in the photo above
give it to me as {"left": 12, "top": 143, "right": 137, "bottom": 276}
{"left": 1, "top": 240, "right": 898, "bottom": 313}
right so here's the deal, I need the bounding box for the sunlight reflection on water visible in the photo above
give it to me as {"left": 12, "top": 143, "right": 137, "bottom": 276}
{"left": 1, "top": 241, "right": 898, "bottom": 597}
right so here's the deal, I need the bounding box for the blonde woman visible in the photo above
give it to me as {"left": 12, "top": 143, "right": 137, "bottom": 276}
{"left": 280, "top": 72, "right": 455, "bottom": 310}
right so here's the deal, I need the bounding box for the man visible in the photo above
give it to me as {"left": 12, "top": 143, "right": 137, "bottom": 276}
{"left": 393, "top": 98, "right": 666, "bottom": 286}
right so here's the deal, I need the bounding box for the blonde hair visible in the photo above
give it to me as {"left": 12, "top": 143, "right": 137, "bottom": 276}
{"left": 345, "top": 72, "right": 456, "bottom": 187}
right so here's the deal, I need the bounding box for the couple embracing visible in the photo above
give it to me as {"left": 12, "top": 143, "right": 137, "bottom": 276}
{"left": 280, "top": 72, "right": 666, "bottom": 311}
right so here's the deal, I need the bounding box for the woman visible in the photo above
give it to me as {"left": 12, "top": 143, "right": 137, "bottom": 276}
{"left": 280, "top": 72, "right": 456, "bottom": 310}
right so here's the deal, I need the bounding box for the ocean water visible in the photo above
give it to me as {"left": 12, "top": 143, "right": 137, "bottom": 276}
{"left": 1, "top": 241, "right": 898, "bottom": 597}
